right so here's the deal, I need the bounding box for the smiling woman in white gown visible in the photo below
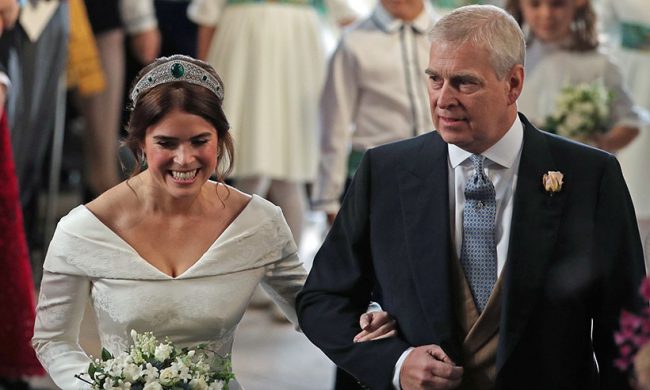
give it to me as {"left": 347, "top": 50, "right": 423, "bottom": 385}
{"left": 32, "top": 55, "right": 393, "bottom": 389}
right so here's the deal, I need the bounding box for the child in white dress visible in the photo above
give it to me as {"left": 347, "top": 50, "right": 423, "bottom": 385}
{"left": 506, "top": 0, "right": 640, "bottom": 153}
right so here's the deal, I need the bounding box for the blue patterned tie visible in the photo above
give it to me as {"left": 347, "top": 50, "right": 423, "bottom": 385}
{"left": 460, "top": 154, "right": 497, "bottom": 312}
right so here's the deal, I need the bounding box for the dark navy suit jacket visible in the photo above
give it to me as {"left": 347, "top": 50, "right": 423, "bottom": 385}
{"left": 297, "top": 114, "right": 646, "bottom": 389}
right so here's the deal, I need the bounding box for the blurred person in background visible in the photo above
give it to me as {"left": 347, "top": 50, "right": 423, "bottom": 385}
{"left": 507, "top": 0, "right": 640, "bottom": 153}
{"left": 123, "top": 0, "right": 197, "bottom": 61}
{"left": 80, "top": 0, "right": 162, "bottom": 202}
{"left": 313, "top": 0, "right": 437, "bottom": 225}
{"left": 0, "top": 1, "right": 45, "bottom": 388}
{"left": 188, "top": 0, "right": 357, "bottom": 248}
{"left": 80, "top": 0, "right": 125, "bottom": 201}
{"left": 154, "top": 0, "right": 198, "bottom": 57}
{"left": 598, "top": 0, "right": 650, "bottom": 267}
{"left": 5, "top": 0, "right": 68, "bottom": 253}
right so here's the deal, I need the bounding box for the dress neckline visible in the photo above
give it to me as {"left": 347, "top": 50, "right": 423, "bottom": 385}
{"left": 79, "top": 194, "right": 259, "bottom": 279}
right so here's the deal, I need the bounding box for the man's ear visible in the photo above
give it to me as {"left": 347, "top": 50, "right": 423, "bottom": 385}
{"left": 506, "top": 64, "right": 525, "bottom": 105}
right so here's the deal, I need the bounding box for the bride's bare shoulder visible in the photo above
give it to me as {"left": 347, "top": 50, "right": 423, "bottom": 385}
{"left": 213, "top": 182, "right": 252, "bottom": 213}
{"left": 85, "top": 180, "right": 141, "bottom": 228}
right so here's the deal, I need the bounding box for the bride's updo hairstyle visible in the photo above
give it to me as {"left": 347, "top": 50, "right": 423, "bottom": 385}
{"left": 123, "top": 54, "right": 234, "bottom": 182}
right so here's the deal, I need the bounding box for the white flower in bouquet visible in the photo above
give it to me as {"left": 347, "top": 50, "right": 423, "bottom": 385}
{"left": 157, "top": 367, "right": 178, "bottom": 387}
{"left": 208, "top": 381, "right": 224, "bottom": 390}
{"left": 105, "top": 355, "right": 134, "bottom": 378}
{"left": 76, "top": 330, "right": 235, "bottom": 390}
{"left": 543, "top": 81, "right": 611, "bottom": 143}
{"left": 154, "top": 344, "right": 174, "bottom": 362}
{"left": 131, "top": 330, "right": 156, "bottom": 356}
{"left": 140, "top": 363, "right": 159, "bottom": 382}
{"left": 122, "top": 363, "right": 143, "bottom": 382}
{"left": 173, "top": 359, "right": 193, "bottom": 382}
{"left": 105, "top": 380, "right": 132, "bottom": 389}
{"left": 142, "top": 382, "right": 162, "bottom": 390}
{"left": 189, "top": 377, "right": 209, "bottom": 390}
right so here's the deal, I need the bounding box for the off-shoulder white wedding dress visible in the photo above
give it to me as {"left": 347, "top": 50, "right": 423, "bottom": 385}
{"left": 32, "top": 195, "right": 306, "bottom": 389}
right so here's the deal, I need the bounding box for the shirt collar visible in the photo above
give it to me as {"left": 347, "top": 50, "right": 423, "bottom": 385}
{"left": 448, "top": 116, "right": 524, "bottom": 169}
{"left": 371, "top": 2, "right": 436, "bottom": 34}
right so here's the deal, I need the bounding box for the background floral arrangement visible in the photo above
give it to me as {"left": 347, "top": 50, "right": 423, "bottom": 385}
{"left": 543, "top": 81, "right": 611, "bottom": 143}
{"left": 615, "top": 277, "right": 650, "bottom": 388}
{"left": 76, "top": 330, "right": 235, "bottom": 390}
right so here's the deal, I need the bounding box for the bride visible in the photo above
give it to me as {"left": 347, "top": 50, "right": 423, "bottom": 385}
{"left": 32, "top": 55, "right": 394, "bottom": 389}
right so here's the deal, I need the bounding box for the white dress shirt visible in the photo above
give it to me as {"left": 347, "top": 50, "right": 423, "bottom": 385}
{"left": 392, "top": 117, "right": 524, "bottom": 389}
{"left": 312, "top": 3, "right": 437, "bottom": 213}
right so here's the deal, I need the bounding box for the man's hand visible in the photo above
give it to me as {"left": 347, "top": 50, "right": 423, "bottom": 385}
{"left": 400, "top": 344, "right": 463, "bottom": 390}
{"left": 353, "top": 311, "right": 397, "bottom": 342}
{"left": 129, "top": 28, "right": 161, "bottom": 65}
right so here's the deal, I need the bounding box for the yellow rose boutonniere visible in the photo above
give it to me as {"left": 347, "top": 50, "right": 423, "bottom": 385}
{"left": 542, "top": 171, "right": 563, "bottom": 195}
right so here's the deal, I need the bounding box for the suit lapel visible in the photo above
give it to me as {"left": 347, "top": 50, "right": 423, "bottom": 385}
{"left": 496, "top": 115, "right": 567, "bottom": 371}
{"left": 398, "top": 132, "right": 459, "bottom": 358}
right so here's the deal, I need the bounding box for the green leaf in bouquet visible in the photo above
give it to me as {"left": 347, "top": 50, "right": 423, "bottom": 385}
{"left": 88, "top": 362, "right": 97, "bottom": 379}
{"left": 101, "top": 347, "right": 114, "bottom": 361}
{"left": 152, "top": 360, "right": 166, "bottom": 371}
{"left": 212, "top": 356, "right": 235, "bottom": 383}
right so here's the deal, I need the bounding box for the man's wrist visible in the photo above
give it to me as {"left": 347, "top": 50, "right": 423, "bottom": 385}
{"left": 392, "top": 347, "right": 414, "bottom": 390}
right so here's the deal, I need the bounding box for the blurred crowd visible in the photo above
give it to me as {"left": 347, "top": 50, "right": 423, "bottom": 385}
{"left": 0, "top": 0, "right": 648, "bottom": 388}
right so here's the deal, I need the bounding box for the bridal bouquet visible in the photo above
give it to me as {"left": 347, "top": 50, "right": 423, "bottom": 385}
{"left": 76, "top": 330, "right": 235, "bottom": 390}
{"left": 543, "top": 81, "right": 611, "bottom": 143}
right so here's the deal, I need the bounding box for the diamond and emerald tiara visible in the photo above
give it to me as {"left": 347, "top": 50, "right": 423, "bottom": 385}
{"left": 130, "top": 59, "right": 225, "bottom": 104}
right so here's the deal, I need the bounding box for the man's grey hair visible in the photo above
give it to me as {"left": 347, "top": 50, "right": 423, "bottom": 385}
{"left": 428, "top": 5, "right": 525, "bottom": 79}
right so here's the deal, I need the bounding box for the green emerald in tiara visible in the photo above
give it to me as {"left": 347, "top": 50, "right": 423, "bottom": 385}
{"left": 171, "top": 63, "right": 185, "bottom": 78}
